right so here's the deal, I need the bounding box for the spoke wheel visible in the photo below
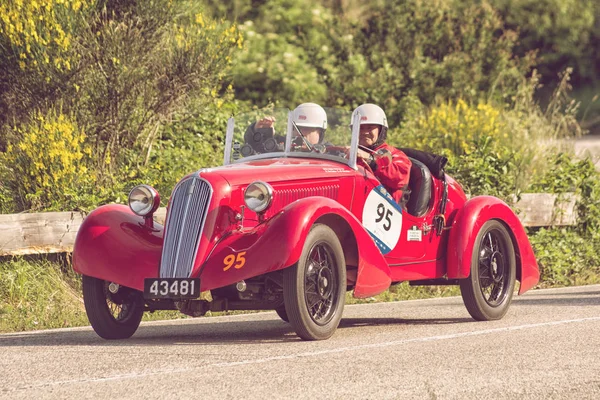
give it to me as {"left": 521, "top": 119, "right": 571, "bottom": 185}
{"left": 82, "top": 275, "right": 144, "bottom": 340}
{"left": 283, "top": 224, "right": 346, "bottom": 340}
{"left": 459, "top": 220, "right": 516, "bottom": 321}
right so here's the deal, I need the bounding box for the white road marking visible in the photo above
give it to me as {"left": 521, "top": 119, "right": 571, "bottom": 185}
{"left": 8, "top": 316, "right": 600, "bottom": 392}
{"left": 213, "top": 316, "right": 600, "bottom": 367}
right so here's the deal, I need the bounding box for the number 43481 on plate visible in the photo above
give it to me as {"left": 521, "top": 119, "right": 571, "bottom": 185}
{"left": 144, "top": 278, "right": 200, "bottom": 299}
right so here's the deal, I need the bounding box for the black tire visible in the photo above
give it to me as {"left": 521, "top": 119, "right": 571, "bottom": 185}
{"left": 275, "top": 304, "right": 289, "bottom": 323}
{"left": 283, "top": 224, "right": 346, "bottom": 340}
{"left": 82, "top": 275, "right": 144, "bottom": 340}
{"left": 459, "top": 220, "right": 516, "bottom": 321}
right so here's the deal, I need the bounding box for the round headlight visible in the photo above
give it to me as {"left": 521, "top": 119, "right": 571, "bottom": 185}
{"left": 128, "top": 185, "right": 160, "bottom": 216}
{"left": 244, "top": 181, "right": 273, "bottom": 213}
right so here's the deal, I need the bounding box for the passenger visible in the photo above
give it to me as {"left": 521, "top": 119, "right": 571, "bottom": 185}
{"left": 244, "top": 103, "right": 327, "bottom": 153}
{"left": 289, "top": 102, "right": 327, "bottom": 147}
{"left": 352, "top": 103, "right": 412, "bottom": 206}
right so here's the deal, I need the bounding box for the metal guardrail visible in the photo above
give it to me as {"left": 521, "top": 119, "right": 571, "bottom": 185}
{"left": 0, "top": 193, "right": 577, "bottom": 256}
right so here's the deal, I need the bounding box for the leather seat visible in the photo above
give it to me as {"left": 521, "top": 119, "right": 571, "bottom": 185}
{"left": 406, "top": 158, "right": 432, "bottom": 217}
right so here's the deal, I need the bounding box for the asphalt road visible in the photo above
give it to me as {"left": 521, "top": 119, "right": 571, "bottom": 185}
{"left": 1, "top": 284, "right": 599, "bottom": 399}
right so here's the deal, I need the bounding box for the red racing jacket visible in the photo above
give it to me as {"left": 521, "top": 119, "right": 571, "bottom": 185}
{"left": 366, "top": 143, "right": 412, "bottom": 206}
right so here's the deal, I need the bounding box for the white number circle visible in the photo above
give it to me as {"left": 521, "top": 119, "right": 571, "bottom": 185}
{"left": 362, "top": 185, "right": 402, "bottom": 254}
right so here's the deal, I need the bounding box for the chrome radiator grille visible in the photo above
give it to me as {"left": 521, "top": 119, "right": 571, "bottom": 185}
{"left": 160, "top": 176, "right": 212, "bottom": 278}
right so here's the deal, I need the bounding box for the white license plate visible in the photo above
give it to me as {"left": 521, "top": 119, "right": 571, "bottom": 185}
{"left": 144, "top": 278, "right": 200, "bottom": 299}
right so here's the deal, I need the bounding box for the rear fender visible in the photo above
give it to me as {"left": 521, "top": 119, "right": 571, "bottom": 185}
{"left": 73, "top": 205, "right": 163, "bottom": 291}
{"left": 446, "top": 196, "right": 539, "bottom": 294}
{"left": 200, "top": 197, "right": 391, "bottom": 297}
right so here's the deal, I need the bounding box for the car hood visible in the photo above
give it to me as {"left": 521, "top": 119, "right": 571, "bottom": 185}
{"left": 205, "top": 157, "right": 356, "bottom": 186}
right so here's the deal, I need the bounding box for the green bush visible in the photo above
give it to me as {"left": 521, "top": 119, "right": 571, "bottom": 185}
{"left": 0, "top": 109, "right": 97, "bottom": 212}
{"left": 0, "top": 0, "right": 242, "bottom": 213}
{"left": 0, "top": 183, "right": 15, "bottom": 214}
{"left": 444, "top": 136, "right": 521, "bottom": 201}
{"left": 389, "top": 98, "right": 522, "bottom": 199}
{"left": 529, "top": 228, "right": 600, "bottom": 287}
{"left": 230, "top": 0, "right": 335, "bottom": 107}
{"left": 334, "top": 0, "right": 533, "bottom": 121}
{"left": 71, "top": 0, "right": 242, "bottom": 174}
{"left": 0, "top": 0, "right": 95, "bottom": 143}
{"left": 491, "top": 0, "right": 599, "bottom": 84}
{"left": 395, "top": 70, "right": 584, "bottom": 195}
{"left": 223, "top": 0, "right": 533, "bottom": 127}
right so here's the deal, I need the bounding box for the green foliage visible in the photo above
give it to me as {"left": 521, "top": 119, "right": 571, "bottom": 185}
{"left": 71, "top": 0, "right": 241, "bottom": 174}
{"left": 396, "top": 70, "right": 584, "bottom": 197}
{"left": 137, "top": 95, "right": 244, "bottom": 200}
{"left": 444, "top": 137, "right": 520, "bottom": 201}
{"left": 231, "top": 0, "right": 334, "bottom": 107}
{"left": 0, "top": 0, "right": 241, "bottom": 213}
{"left": 226, "top": 0, "right": 534, "bottom": 126}
{"left": 491, "top": 0, "right": 599, "bottom": 84}
{"left": 529, "top": 228, "right": 600, "bottom": 287}
{"left": 392, "top": 99, "right": 524, "bottom": 199}
{"left": 337, "top": 0, "right": 533, "bottom": 122}
{"left": 399, "top": 99, "right": 507, "bottom": 155}
{"left": 0, "top": 108, "right": 98, "bottom": 211}
{"left": 0, "top": 258, "right": 88, "bottom": 333}
{"left": 0, "top": 0, "right": 95, "bottom": 137}
{"left": 0, "top": 181, "right": 14, "bottom": 214}
{"left": 531, "top": 153, "right": 600, "bottom": 238}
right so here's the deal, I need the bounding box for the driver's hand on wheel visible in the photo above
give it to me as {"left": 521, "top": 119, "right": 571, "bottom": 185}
{"left": 291, "top": 137, "right": 310, "bottom": 151}
{"left": 357, "top": 148, "right": 373, "bottom": 163}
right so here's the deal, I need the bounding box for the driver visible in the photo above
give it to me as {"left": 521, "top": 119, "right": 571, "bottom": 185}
{"left": 244, "top": 103, "right": 327, "bottom": 153}
{"left": 352, "top": 103, "right": 412, "bottom": 206}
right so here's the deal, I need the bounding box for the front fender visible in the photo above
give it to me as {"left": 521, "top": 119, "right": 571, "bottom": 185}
{"left": 446, "top": 196, "right": 539, "bottom": 294}
{"left": 73, "top": 205, "right": 163, "bottom": 291}
{"left": 199, "top": 197, "right": 391, "bottom": 297}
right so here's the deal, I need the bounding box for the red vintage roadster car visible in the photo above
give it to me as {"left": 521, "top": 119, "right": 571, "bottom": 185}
{"left": 73, "top": 107, "right": 539, "bottom": 340}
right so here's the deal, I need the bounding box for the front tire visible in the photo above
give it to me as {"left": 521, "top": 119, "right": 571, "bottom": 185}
{"left": 275, "top": 304, "right": 289, "bottom": 323}
{"left": 459, "top": 220, "right": 516, "bottom": 321}
{"left": 283, "top": 224, "right": 346, "bottom": 340}
{"left": 82, "top": 276, "right": 144, "bottom": 339}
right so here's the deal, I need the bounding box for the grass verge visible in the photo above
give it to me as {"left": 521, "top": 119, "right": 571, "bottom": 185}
{"left": 1, "top": 257, "right": 599, "bottom": 334}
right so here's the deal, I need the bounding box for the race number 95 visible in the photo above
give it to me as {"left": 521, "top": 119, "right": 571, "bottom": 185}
{"left": 362, "top": 185, "right": 403, "bottom": 254}
{"left": 376, "top": 203, "right": 392, "bottom": 231}
{"left": 223, "top": 251, "right": 247, "bottom": 271}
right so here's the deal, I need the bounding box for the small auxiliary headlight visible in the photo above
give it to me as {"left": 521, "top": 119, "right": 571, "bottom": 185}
{"left": 128, "top": 185, "right": 160, "bottom": 216}
{"left": 244, "top": 181, "right": 273, "bottom": 213}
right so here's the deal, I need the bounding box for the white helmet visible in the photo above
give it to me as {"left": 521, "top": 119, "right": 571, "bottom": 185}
{"left": 351, "top": 103, "right": 388, "bottom": 128}
{"left": 292, "top": 103, "right": 327, "bottom": 130}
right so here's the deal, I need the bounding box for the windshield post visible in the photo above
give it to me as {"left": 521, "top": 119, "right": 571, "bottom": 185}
{"left": 284, "top": 111, "right": 293, "bottom": 154}
{"left": 223, "top": 117, "right": 235, "bottom": 165}
{"left": 348, "top": 111, "right": 361, "bottom": 169}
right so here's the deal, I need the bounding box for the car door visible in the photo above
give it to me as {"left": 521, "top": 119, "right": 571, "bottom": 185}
{"left": 355, "top": 173, "right": 429, "bottom": 261}
{"left": 356, "top": 170, "right": 445, "bottom": 262}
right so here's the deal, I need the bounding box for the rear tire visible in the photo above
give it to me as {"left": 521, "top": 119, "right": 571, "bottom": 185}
{"left": 459, "top": 220, "right": 516, "bottom": 321}
{"left": 82, "top": 276, "right": 144, "bottom": 339}
{"left": 283, "top": 224, "right": 346, "bottom": 340}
